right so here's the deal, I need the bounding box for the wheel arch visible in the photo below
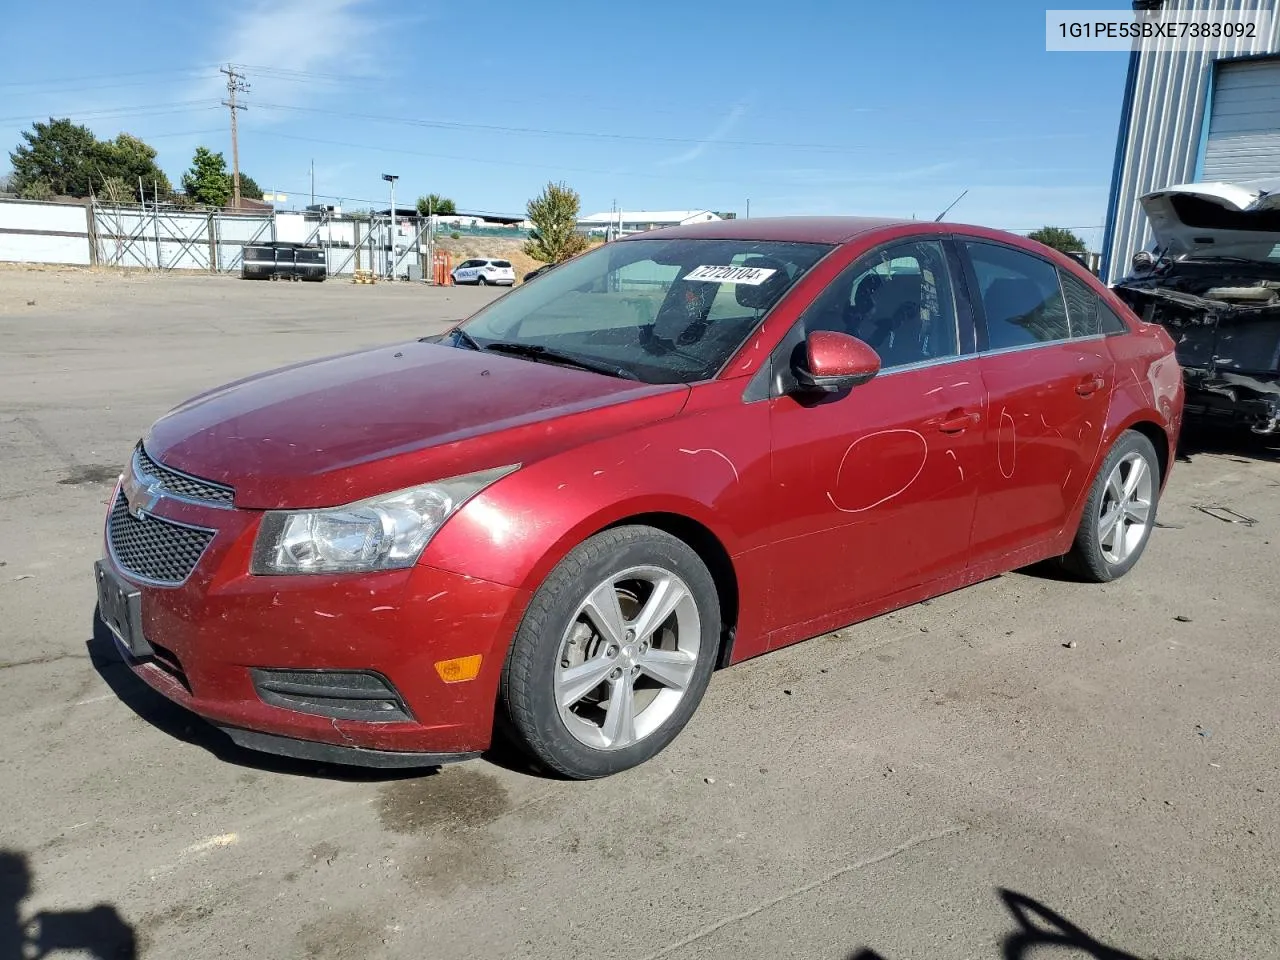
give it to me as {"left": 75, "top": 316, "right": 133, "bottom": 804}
{"left": 1125, "top": 418, "right": 1171, "bottom": 489}
{"left": 600, "top": 511, "right": 741, "bottom": 669}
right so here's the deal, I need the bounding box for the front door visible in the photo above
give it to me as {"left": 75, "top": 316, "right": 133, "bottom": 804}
{"left": 764, "top": 238, "right": 984, "bottom": 644}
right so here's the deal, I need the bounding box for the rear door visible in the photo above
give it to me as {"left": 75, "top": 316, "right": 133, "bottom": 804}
{"left": 960, "top": 239, "right": 1115, "bottom": 562}
{"left": 765, "top": 237, "right": 985, "bottom": 640}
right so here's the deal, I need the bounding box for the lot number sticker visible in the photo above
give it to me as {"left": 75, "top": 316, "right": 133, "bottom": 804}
{"left": 683, "top": 265, "right": 777, "bottom": 285}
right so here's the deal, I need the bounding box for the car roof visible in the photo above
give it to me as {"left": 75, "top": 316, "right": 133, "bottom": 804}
{"left": 616, "top": 216, "right": 922, "bottom": 244}
{"left": 614, "top": 216, "right": 1095, "bottom": 270}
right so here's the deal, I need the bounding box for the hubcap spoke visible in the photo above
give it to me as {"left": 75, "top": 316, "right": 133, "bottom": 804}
{"left": 1125, "top": 499, "right": 1150, "bottom": 524}
{"left": 637, "top": 648, "right": 696, "bottom": 691}
{"left": 1123, "top": 459, "right": 1148, "bottom": 499}
{"left": 1099, "top": 505, "right": 1123, "bottom": 544}
{"left": 582, "top": 582, "right": 626, "bottom": 648}
{"left": 1106, "top": 469, "right": 1125, "bottom": 504}
{"left": 601, "top": 670, "right": 637, "bottom": 748}
{"left": 558, "top": 656, "right": 615, "bottom": 708}
{"left": 630, "top": 576, "right": 688, "bottom": 643}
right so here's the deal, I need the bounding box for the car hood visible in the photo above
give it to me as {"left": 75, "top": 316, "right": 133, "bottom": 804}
{"left": 1140, "top": 181, "right": 1280, "bottom": 261}
{"left": 146, "top": 341, "right": 689, "bottom": 509}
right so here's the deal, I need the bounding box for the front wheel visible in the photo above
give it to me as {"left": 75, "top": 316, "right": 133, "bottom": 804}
{"left": 1062, "top": 430, "right": 1161, "bottom": 582}
{"left": 499, "top": 526, "right": 720, "bottom": 779}
{"left": 476, "top": 275, "right": 488, "bottom": 286}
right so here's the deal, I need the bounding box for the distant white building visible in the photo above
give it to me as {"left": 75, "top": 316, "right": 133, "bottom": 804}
{"left": 578, "top": 210, "right": 725, "bottom": 237}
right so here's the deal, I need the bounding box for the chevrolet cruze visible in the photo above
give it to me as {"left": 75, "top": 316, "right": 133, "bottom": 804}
{"left": 95, "top": 217, "right": 1184, "bottom": 779}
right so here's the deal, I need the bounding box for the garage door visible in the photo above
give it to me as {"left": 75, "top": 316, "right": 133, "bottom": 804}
{"left": 1202, "top": 57, "right": 1280, "bottom": 184}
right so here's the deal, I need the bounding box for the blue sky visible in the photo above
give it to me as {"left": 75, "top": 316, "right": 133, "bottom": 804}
{"left": 1, "top": 0, "right": 1133, "bottom": 248}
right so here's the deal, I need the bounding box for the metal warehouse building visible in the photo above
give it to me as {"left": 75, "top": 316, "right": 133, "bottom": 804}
{"left": 1102, "top": 0, "right": 1280, "bottom": 282}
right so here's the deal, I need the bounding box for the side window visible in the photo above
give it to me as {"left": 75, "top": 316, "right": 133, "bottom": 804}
{"left": 1060, "top": 270, "right": 1127, "bottom": 336}
{"left": 801, "top": 239, "right": 959, "bottom": 370}
{"left": 964, "top": 241, "right": 1071, "bottom": 349}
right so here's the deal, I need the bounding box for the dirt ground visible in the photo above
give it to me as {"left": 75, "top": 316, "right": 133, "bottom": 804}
{"left": 1, "top": 267, "right": 1278, "bottom": 960}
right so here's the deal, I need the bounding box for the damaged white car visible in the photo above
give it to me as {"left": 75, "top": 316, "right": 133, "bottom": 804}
{"left": 1113, "top": 181, "right": 1280, "bottom": 435}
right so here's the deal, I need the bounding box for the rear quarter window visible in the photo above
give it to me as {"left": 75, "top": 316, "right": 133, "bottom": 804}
{"left": 1059, "top": 270, "right": 1127, "bottom": 337}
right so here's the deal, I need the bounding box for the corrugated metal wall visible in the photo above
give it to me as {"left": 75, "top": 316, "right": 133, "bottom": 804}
{"left": 1202, "top": 56, "right": 1280, "bottom": 180}
{"left": 1101, "top": 0, "right": 1280, "bottom": 282}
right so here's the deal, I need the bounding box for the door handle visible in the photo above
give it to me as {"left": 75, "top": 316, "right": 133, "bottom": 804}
{"left": 938, "top": 409, "right": 981, "bottom": 434}
{"left": 1076, "top": 375, "right": 1106, "bottom": 397}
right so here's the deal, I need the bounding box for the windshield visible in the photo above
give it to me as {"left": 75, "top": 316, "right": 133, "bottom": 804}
{"left": 455, "top": 238, "right": 832, "bottom": 383}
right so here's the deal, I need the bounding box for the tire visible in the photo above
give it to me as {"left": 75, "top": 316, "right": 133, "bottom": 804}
{"left": 1062, "top": 430, "right": 1161, "bottom": 582}
{"left": 499, "top": 525, "right": 721, "bottom": 779}
{"left": 477, "top": 275, "right": 488, "bottom": 286}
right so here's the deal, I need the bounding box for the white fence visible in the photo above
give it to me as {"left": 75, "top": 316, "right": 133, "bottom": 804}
{"left": 0, "top": 199, "right": 92, "bottom": 265}
{"left": 0, "top": 197, "right": 437, "bottom": 279}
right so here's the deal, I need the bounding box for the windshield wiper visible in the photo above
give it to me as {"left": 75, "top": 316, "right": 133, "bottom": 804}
{"left": 482, "top": 341, "right": 639, "bottom": 380}
{"left": 1182, "top": 255, "right": 1269, "bottom": 265}
{"left": 451, "top": 328, "right": 483, "bottom": 350}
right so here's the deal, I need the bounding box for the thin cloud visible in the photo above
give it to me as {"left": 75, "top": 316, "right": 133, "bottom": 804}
{"left": 658, "top": 103, "right": 748, "bottom": 167}
{"left": 189, "top": 0, "right": 384, "bottom": 119}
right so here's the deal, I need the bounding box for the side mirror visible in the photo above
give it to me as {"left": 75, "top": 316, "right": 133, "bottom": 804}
{"left": 792, "top": 330, "right": 881, "bottom": 394}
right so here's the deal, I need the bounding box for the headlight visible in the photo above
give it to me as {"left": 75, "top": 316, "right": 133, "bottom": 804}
{"left": 251, "top": 465, "right": 518, "bottom": 575}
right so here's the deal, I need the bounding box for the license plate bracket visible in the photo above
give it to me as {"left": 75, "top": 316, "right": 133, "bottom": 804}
{"left": 94, "top": 560, "right": 153, "bottom": 658}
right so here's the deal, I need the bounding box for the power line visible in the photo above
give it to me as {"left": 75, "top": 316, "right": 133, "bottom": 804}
{"left": 0, "top": 65, "right": 223, "bottom": 89}
{"left": 249, "top": 101, "right": 901, "bottom": 154}
{"left": 0, "top": 102, "right": 222, "bottom": 125}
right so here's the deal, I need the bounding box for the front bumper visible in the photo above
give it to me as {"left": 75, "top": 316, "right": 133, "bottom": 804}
{"left": 98, "top": 485, "right": 531, "bottom": 766}
{"left": 1182, "top": 369, "right": 1280, "bottom": 434}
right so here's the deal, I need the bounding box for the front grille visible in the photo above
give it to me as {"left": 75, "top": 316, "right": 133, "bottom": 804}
{"left": 107, "top": 494, "right": 215, "bottom": 584}
{"left": 135, "top": 445, "right": 234, "bottom": 506}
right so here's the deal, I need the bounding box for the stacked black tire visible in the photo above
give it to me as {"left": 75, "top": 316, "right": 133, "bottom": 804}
{"left": 241, "top": 243, "right": 326, "bottom": 281}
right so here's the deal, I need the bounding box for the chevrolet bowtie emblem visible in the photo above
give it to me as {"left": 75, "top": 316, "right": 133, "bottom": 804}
{"left": 123, "top": 468, "right": 164, "bottom": 519}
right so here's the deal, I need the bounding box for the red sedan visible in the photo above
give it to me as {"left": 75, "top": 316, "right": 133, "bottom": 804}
{"left": 95, "top": 217, "right": 1184, "bottom": 779}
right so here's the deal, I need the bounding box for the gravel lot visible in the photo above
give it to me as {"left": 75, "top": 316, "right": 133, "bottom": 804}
{"left": 1, "top": 267, "right": 1277, "bottom": 960}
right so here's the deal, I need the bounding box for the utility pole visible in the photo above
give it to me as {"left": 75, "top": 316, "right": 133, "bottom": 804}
{"left": 220, "top": 65, "right": 250, "bottom": 209}
{"left": 382, "top": 173, "right": 399, "bottom": 279}
{"left": 310, "top": 159, "right": 315, "bottom": 207}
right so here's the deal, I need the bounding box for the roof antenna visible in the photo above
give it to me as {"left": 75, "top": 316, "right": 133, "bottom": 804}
{"left": 935, "top": 189, "right": 969, "bottom": 222}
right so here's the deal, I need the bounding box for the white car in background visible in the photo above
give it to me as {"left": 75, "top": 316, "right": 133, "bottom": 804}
{"left": 451, "top": 258, "right": 516, "bottom": 286}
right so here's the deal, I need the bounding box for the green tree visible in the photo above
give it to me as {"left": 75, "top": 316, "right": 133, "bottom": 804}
{"left": 416, "top": 193, "right": 457, "bottom": 216}
{"left": 19, "top": 179, "right": 54, "bottom": 201}
{"left": 523, "top": 180, "right": 588, "bottom": 264}
{"left": 1027, "top": 226, "right": 1086, "bottom": 255}
{"left": 238, "top": 173, "right": 264, "bottom": 201}
{"left": 96, "top": 133, "right": 171, "bottom": 202}
{"left": 9, "top": 118, "right": 99, "bottom": 197}
{"left": 181, "top": 146, "right": 232, "bottom": 207}
{"left": 99, "top": 175, "right": 135, "bottom": 203}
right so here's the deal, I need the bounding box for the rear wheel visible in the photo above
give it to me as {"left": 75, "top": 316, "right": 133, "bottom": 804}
{"left": 499, "top": 526, "right": 720, "bottom": 779}
{"left": 477, "top": 275, "right": 488, "bottom": 286}
{"left": 1062, "top": 430, "right": 1160, "bottom": 582}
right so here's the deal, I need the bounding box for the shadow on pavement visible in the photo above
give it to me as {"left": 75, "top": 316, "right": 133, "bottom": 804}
{"left": 1, "top": 849, "right": 136, "bottom": 959}
{"left": 1176, "top": 421, "right": 1280, "bottom": 464}
{"left": 849, "top": 887, "right": 1146, "bottom": 960}
{"left": 87, "top": 610, "right": 429, "bottom": 784}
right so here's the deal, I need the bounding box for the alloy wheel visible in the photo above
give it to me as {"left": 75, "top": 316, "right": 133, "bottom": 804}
{"left": 553, "top": 565, "right": 701, "bottom": 751}
{"left": 1098, "top": 451, "right": 1153, "bottom": 565}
